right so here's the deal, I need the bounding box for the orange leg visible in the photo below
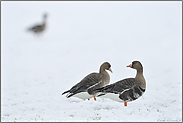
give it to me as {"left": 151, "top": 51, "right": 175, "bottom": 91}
{"left": 88, "top": 98, "right": 90, "bottom": 100}
{"left": 94, "top": 96, "right": 96, "bottom": 101}
{"left": 124, "top": 102, "right": 127, "bottom": 106}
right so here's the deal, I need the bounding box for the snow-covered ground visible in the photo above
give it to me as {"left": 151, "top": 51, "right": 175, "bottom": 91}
{"left": 1, "top": 1, "right": 182, "bottom": 122}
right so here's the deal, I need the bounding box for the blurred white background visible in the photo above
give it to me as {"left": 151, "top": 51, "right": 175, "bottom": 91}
{"left": 1, "top": 1, "right": 182, "bottom": 122}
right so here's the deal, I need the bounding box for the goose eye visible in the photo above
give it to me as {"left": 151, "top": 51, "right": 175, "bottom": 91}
{"left": 108, "top": 64, "right": 111, "bottom": 69}
{"left": 132, "top": 62, "right": 136, "bottom": 67}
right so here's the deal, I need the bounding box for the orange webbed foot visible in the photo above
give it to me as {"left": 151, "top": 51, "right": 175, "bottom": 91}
{"left": 94, "top": 96, "right": 96, "bottom": 101}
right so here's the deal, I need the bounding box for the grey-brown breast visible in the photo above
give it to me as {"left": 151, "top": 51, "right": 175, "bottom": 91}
{"left": 96, "top": 78, "right": 145, "bottom": 102}
{"left": 119, "top": 84, "right": 146, "bottom": 102}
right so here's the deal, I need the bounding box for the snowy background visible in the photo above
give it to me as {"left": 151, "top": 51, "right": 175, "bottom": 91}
{"left": 1, "top": 1, "right": 182, "bottom": 122}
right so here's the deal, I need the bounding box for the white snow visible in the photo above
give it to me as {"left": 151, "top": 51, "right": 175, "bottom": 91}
{"left": 1, "top": 1, "right": 182, "bottom": 122}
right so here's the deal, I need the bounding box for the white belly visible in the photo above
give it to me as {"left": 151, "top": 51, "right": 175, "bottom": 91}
{"left": 72, "top": 92, "right": 93, "bottom": 100}
{"left": 99, "top": 93, "right": 124, "bottom": 102}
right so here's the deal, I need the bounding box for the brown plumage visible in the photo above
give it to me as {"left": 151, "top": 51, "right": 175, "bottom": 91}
{"left": 95, "top": 61, "right": 146, "bottom": 106}
{"left": 62, "top": 62, "right": 113, "bottom": 100}
{"left": 27, "top": 13, "right": 47, "bottom": 34}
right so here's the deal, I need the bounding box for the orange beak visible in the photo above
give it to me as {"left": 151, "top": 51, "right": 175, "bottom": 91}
{"left": 127, "top": 64, "right": 132, "bottom": 67}
{"left": 109, "top": 68, "right": 113, "bottom": 73}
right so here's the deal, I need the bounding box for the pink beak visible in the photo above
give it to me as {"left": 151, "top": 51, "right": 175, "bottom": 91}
{"left": 127, "top": 64, "right": 132, "bottom": 67}
{"left": 109, "top": 68, "right": 113, "bottom": 73}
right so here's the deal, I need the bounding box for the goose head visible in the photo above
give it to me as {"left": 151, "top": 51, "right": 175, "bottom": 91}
{"left": 127, "top": 61, "right": 143, "bottom": 72}
{"left": 100, "top": 62, "right": 113, "bottom": 73}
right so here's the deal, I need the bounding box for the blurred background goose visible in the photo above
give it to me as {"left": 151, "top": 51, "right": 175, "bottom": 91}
{"left": 95, "top": 61, "right": 146, "bottom": 106}
{"left": 62, "top": 62, "right": 113, "bottom": 101}
{"left": 27, "top": 13, "right": 47, "bottom": 34}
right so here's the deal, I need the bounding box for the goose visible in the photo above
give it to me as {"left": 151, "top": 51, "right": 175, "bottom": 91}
{"left": 95, "top": 61, "right": 146, "bottom": 106}
{"left": 27, "top": 13, "right": 47, "bottom": 34}
{"left": 62, "top": 62, "right": 113, "bottom": 101}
